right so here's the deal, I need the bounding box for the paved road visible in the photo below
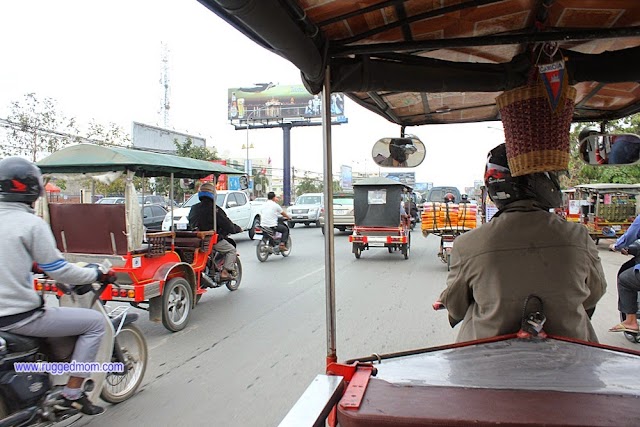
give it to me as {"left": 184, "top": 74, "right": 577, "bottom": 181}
{"left": 82, "top": 225, "right": 637, "bottom": 427}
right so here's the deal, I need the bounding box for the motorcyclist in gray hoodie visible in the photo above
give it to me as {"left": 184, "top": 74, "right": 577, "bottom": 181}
{"left": 0, "top": 157, "right": 115, "bottom": 416}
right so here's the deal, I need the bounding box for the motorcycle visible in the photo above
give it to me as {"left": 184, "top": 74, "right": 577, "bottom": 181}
{"left": 438, "top": 231, "right": 461, "bottom": 271}
{"left": 0, "top": 266, "right": 148, "bottom": 426}
{"left": 255, "top": 220, "right": 292, "bottom": 262}
{"left": 200, "top": 237, "right": 242, "bottom": 292}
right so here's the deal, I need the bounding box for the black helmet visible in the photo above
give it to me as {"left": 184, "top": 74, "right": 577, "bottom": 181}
{"left": 0, "top": 157, "right": 44, "bottom": 203}
{"left": 389, "top": 138, "right": 417, "bottom": 163}
{"left": 484, "top": 143, "right": 562, "bottom": 210}
{"left": 578, "top": 126, "right": 599, "bottom": 142}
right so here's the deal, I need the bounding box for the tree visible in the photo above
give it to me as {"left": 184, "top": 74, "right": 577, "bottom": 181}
{"left": 252, "top": 167, "right": 270, "bottom": 197}
{"left": 4, "top": 93, "right": 80, "bottom": 160}
{"left": 153, "top": 137, "right": 219, "bottom": 202}
{"left": 85, "top": 119, "right": 131, "bottom": 146}
{"left": 296, "top": 175, "right": 322, "bottom": 196}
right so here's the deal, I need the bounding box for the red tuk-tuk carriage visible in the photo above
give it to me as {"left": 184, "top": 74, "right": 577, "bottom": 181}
{"left": 204, "top": 1, "right": 640, "bottom": 425}
{"left": 349, "top": 177, "right": 411, "bottom": 259}
{"left": 36, "top": 143, "right": 245, "bottom": 332}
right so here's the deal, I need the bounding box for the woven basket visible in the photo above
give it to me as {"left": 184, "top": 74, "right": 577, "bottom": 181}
{"left": 496, "top": 83, "right": 576, "bottom": 177}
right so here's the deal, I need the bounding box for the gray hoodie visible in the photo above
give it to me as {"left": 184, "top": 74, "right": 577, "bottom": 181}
{"left": 0, "top": 202, "right": 98, "bottom": 319}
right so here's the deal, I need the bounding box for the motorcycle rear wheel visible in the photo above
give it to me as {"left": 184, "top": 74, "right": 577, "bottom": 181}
{"left": 226, "top": 258, "right": 242, "bottom": 291}
{"left": 101, "top": 324, "right": 148, "bottom": 404}
{"left": 281, "top": 237, "right": 292, "bottom": 257}
{"left": 256, "top": 240, "right": 270, "bottom": 262}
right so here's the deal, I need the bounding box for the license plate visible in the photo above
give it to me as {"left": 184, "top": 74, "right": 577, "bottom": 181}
{"left": 369, "top": 242, "right": 384, "bottom": 247}
{"left": 335, "top": 210, "right": 347, "bottom": 215}
{"left": 442, "top": 241, "right": 454, "bottom": 248}
{"left": 295, "top": 215, "right": 304, "bottom": 219}
{"left": 612, "top": 225, "right": 622, "bottom": 231}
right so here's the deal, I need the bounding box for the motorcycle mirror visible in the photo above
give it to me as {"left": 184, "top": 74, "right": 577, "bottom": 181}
{"left": 579, "top": 133, "right": 640, "bottom": 166}
{"left": 372, "top": 136, "right": 426, "bottom": 168}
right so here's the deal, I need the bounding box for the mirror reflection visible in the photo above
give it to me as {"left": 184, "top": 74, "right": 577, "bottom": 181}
{"left": 372, "top": 136, "right": 426, "bottom": 168}
{"left": 579, "top": 133, "right": 640, "bottom": 165}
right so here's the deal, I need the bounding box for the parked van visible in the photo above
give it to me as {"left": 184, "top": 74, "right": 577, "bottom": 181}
{"left": 425, "top": 186, "right": 462, "bottom": 203}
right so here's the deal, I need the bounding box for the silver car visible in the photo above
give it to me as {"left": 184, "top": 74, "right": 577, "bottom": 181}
{"left": 319, "top": 192, "right": 354, "bottom": 234}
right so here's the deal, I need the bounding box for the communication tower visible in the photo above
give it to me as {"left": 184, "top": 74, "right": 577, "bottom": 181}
{"left": 159, "top": 42, "right": 171, "bottom": 127}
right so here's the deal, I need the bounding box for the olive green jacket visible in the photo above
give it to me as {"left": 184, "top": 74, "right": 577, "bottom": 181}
{"left": 439, "top": 200, "right": 607, "bottom": 343}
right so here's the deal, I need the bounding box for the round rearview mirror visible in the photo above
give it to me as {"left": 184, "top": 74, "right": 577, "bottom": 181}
{"left": 372, "top": 136, "right": 426, "bottom": 168}
{"left": 579, "top": 133, "right": 640, "bottom": 166}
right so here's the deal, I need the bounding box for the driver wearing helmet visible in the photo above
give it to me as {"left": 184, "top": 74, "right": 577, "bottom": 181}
{"left": 443, "top": 192, "right": 455, "bottom": 203}
{"left": 378, "top": 138, "right": 417, "bottom": 167}
{"left": 0, "top": 157, "right": 115, "bottom": 415}
{"left": 438, "top": 144, "right": 606, "bottom": 343}
{"left": 188, "top": 182, "right": 242, "bottom": 281}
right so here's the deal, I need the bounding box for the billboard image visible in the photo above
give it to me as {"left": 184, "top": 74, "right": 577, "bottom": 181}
{"left": 381, "top": 172, "right": 416, "bottom": 187}
{"left": 228, "top": 84, "right": 346, "bottom": 122}
{"left": 340, "top": 165, "right": 353, "bottom": 190}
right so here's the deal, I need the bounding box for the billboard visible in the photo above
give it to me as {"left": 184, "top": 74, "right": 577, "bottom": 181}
{"left": 132, "top": 122, "right": 205, "bottom": 153}
{"left": 228, "top": 84, "right": 346, "bottom": 123}
{"left": 340, "top": 165, "right": 353, "bottom": 190}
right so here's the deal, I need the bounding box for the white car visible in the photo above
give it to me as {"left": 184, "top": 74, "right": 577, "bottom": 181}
{"left": 161, "top": 190, "right": 259, "bottom": 237}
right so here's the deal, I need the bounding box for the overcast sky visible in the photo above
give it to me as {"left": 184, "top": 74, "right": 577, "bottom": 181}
{"left": 0, "top": 0, "right": 506, "bottom": 191}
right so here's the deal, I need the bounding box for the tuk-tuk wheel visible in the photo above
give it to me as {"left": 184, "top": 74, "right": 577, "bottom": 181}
{"left": 161, "top": 277, "right": 193, "bottom": 332}
{"left": 402, "top": 244, "right": 409, "bottom": 260}
{"left": 354, "top": 244, "right": 362, "bottom": 259}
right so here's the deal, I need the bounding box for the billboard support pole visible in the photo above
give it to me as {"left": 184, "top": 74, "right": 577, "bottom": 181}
{"left": 283, "top": 123, "right": 292, "bottom": 206}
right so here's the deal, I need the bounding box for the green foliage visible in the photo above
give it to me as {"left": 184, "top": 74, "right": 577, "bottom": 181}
{"left": 85, "top": 119, "right": 131, "bottom": 146}
{"left": 4, "top": 93, "right": 79, "bottom": 160}
{"left": 153, "top": 137, "right": 219, "bottom": 201}
{"left": 252, "top": 167, "right": 270, "bottom": 197}
{"left": 564, "top": 114, "right": 640, "bottom": 188}
{"left": 295, "top": 174, "right": 341, "bottom": 195}
{"left": 3, "top": 93, "right": 132, "bottom": 161}
{"left": 296, "top": 175, "right": 322, "bottom": 196}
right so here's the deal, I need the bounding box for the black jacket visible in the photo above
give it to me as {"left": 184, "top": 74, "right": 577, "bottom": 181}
{"left": 188, "top": 198, "right": 241, "bottom": 237}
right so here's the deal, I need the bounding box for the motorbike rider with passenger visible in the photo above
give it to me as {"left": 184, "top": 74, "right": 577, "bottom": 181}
{"left": 260, "top": 191, "right": 291, "bottom": 251}
{"left": 0, "top": 157, "right": 116, "bottom": 415}
{"left": 438, "top": 143, "right": 607, "bottom": 342}
{"left": 188, "top": 182, "right": 242, "bottom": 281}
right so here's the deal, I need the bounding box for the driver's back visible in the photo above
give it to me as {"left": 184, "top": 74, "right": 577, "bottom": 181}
{"left": 442, "top": 200, "right": 606, "bottom": 343}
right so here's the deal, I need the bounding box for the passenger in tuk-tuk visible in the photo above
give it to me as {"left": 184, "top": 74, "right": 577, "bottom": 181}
{"left": 188, "top": 183, "right": 242, "bottom": 280}
{"left": 439, "top": 143, "right": 606, "bottom": 343}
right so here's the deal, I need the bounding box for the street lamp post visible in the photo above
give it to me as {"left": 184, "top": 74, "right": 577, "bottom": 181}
{"left": 242, "top": 112, "right": 255, "bottom": 193}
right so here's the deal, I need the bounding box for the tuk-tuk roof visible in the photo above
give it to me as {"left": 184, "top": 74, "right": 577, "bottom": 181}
{"left": 37, "top": 143, "right": 243, "bottom": 178}
{"left": 202, "top": 1, "right": 640, "bottom": 126}
{"left": 354, "top": 177, "right": 411, "bottom": 189}
{"left": 574, "top": 183, "right": 640, "bottom": 194}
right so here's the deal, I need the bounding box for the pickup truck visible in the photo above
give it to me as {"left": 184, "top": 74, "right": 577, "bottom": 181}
{"left": 161, "top": 190, "right": 262, "bottom": 238}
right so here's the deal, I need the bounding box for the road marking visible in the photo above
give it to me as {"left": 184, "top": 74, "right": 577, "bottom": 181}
{"left": 287, "top": 267, "right": 324, "bottom": 285}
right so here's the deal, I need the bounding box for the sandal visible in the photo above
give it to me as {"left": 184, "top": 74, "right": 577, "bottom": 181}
{"left": 608, "top": 322, "right": 639, "bottom": 333}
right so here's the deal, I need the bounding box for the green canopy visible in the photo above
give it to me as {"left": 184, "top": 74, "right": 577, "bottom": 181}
{"left": 37, "top": 144, "right": 243, "bottom": 178}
